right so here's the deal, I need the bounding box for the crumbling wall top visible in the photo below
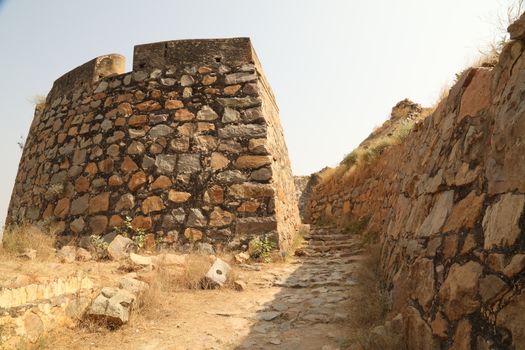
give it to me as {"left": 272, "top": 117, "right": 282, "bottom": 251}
{"left": 132, "top": 37, "right": 254, "bottom": 71}
{"left": 47, "top": 54, "right": 125, "bottom": 102}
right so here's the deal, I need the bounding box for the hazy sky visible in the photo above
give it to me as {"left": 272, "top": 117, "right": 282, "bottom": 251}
{"left": 0, "top": 0, "right": 517, "bottom": 227}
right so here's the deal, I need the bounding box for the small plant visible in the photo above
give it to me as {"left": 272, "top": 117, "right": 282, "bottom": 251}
{"left": 89, "top": 234, "right": 108, "bottom": 250}
{"left": 114, "top": 216, "right": 147, "bottom": 249}
{"left": 248, "top": 236, "right": 276, "bottom": 263}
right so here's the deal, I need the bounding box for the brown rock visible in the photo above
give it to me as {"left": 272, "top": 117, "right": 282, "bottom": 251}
{"left": 404, "top": 306, "right": 439, "bottom": 350}
{"left": 482, "top": 193, "right": 525, "bottom": 249}
{"left": 416, "top": 190, "right": 454, "bottom": 237}
{"left": 211, "top": 152, "right": 230, "bottom": 170}
{"left": 89, "top": 215, "right": 108, "bottom": 235}
{"left": 132, "top": 216, "right": 152, "bottom": 230}
{"left": 128, "top": 171, "right": 147, "bottom": 191}
{"left": 234, "top": 155, "right": 272, "bottom": 169}
{"left": 238, "top": 201, "right": 260, "bottom": 213}
{"left": 89, "top": 192, "right": 110, "bottom": 214}
{"left": 71, "top": 194, "right": 89, "bottom": 215}
{"left": 236, "top": 217, "right": 276, "bottom": 234}
{"left": 168, "top": 190, "right": 191, "bottom": 203}
{"left": 108, "top": 175, "right": 123, "bottom": 186}
{"left": 151, "top": 175, "right": 172, "bottom": 190}
{"left": 109, "top": 215, "right": 124, "bottom": 229}
{"left": 98, "top": 159, "right": 114, "bottom": 174}
{"left": 248, "top": 138, "right": 269, "bottom": 154}
{"left": 229, "top": 183, "right": 274, "bottom": 198}
{"left": 129, "top": 114, "right": 147, "bottom": 127}
{"left": 496, "top": 291, "right": 525, "bottom": 346}
{"left": 85, "top": 162, "right": 98, "bottom": 175}
{"left": 136, "top": 100, "right": 161, "bottom": 112}
{"left": 142, "top": 196, "right": 165, "bottom": 214}
{"left": 479, "top": 274, "right": 508, "bottom": 304}
{"left": 458, "top": 68, "right": 492, "bottom": 121}
{"left": 174, "top": 109, "right": 195, "bottom": 121}
{"left": 202, "top": 75, "right": 217, "bottom": 85}
{"left": 115, "top": 193, "right": 135, "bottom": 211}
{"left": 443, "top": 192, "right": 485, "bottom": 232}
{"left": 439, "top": 261, "right": 483, "bottom": 320}
{"left": 224, "top": 85, "right": 241, "bottom": 95}
{"left": 442, "top": 234, "right": 457, "bottom": 260}
{"left": 75, "top": 176, "right": 90, "bottom": 192}
{"left": 430, "top": 312, "right": 448, "bottom": 338}
{"left": 205, "top": 185, "right": 224, "bottom": 204}
{"left": 409, "top": 258, "right": 435, "bottom": 312}
{"left": 165, "top": 99, "right": 184, "bottom": 109}
{"left": 503, "top": 254, "right": 525, "bottom": 278}
{"left": 197, "top": 122, "right": 215, "bottom": 133}
{"left": 54, "top": 198, "right": 70, "bottom": 218}
{"left": 209, "top": 207, "right": 234, "bottom": 227}
{"left": 121, "top": 156, "right": 139, "bottom": 173}
{"left": 450, "top": 319, "right": 472, "bottom": 350}
{"left": 184, "top": 228, "right": 203, "bottom": 241}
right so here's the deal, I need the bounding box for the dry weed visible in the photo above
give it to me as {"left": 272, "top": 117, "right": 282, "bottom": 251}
{"left": 0, "top": 224, "right": 56, "bottom": 260}
{"left": 347, "top": 243, "right": 392, "bottom": 348}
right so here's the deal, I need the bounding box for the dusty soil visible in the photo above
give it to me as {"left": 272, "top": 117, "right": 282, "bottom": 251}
{"left": 5, "top": 227, "right": 361, "bottom": 350}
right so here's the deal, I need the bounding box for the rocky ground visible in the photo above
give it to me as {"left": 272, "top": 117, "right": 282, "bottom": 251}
{"left": 39, "top": 226, "right": 361, "bottom": 350}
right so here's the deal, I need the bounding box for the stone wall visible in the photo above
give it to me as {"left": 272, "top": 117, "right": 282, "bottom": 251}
{"left": 6, "top": 38, "right": 300, "bottom": 251}
{"left": 305, "top": 17, "right": 525, "bottom": 349}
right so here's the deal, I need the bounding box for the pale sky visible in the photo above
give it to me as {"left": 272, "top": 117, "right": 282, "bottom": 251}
{"left": 0, "top": 0, "right": 516, "bottom": 227}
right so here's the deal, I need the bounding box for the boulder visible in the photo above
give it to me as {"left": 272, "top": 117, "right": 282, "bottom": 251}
{"left": 107, "top": 235, "right": 135, "bottom": 261}
{"left": 86, "top": 287, "right": 136, "bottom": 327}
{"left": 119, "top": 276, "right": 149, "bottom": 294}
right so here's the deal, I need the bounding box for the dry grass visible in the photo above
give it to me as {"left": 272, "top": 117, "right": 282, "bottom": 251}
{"left": 0, "top": 224, "right": 56, "bottom": 260}
{"left": 347, "top": 243, "right": 393, "bottom": 348}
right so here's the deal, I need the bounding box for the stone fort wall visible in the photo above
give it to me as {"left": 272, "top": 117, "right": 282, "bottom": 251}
{"left": 6, "top": 38, "right": 300, "bottom": 251}
{"left": 305, "top": 18, "right": 525, "bottom": 349}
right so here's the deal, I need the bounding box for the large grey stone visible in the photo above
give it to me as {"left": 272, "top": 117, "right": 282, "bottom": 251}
{"left": 178, "top": 154, "right": 201, "bottom": 173}
{"left": 155, "top": 154, "right": 177, "bottom": 174}
{"left": 217, "top": 97, "right": 261, "bottom": 108}
{"left": 197, "top": 106, "right": 218, "bottom": 121}
{"left": 216, "top": 170, "right": 247, "bottom": 184}
{"left": 86, "top": 287, "right": 136, "bottom": 327}
{"left": 149, "top": 125, "right": 173, "bottom": 139}
{"left": 416, "top": 191, "right": 454, "bottom": 237}
{"left": 107, "top": 235, "right": 135, "bottom": 261}
{"left": 186, "top": 208, "right": 207, "bottom": 228}
{"left": 224, "top": 72, "right": 257, "bottom": 85}
{"left": 218, "top": 124, "right": 266, "bottom": 139}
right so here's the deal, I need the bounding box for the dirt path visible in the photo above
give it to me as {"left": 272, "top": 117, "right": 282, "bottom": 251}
{"left": 47, "top": 227, "right": 361, "bottom": 350}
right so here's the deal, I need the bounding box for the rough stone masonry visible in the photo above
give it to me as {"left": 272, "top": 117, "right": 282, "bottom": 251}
{"left": 305, "top": 14, "right": 525, "bottom": 349}
{"left": 6, "top": 38, "right": 300, "bottom": 251}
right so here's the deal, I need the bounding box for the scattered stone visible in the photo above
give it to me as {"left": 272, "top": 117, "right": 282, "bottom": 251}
{"left": 86, "top": 287, "right": 136, "bottom": 327}
{"left": 233, "top": 280, "right": 247, "bottom": 291}
{"left": 107, "top": 235, "right": 135, "bottom": 261}
{"left": 57, "top": 246, "right": 77, "bottom": 263}
{"left": 203, "top": 258, "right": 231, "bottom": 288}
{"left": 119, "top": 276, "right": 149, "bottom": 294}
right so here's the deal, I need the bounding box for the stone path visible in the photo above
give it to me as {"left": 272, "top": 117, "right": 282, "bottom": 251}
{"left": 46, "top": 226, "right": 362, "bottom": 350}
{"left": 236, "top": 226, "right": 361, "bottom": 349}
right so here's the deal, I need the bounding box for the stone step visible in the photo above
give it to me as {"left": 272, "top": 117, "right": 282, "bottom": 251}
{"left": 308, "top": 239, "right": 356, "bottom": 246}
{"left": 306, "top": 233, "right": 354, "bottom": 241}
{"left": 306, "top": 242, "right": 359, "bottom": 251}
